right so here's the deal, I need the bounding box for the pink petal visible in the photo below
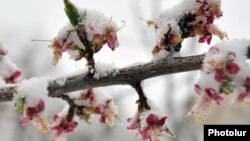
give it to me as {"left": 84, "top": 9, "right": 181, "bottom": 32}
{"left": 146, "top": 113, "right": 159, "bottom": 126}
{"left": 226, "top": 61, "right": 240, "bottom": 74}
{"left": 209, "top": 47, "right": 219, "bottom": 54}
{"left": 53, "top": 114, "right": 59, "bottom": 122}
{"left": 37, "top": 100, "right": 45, "bottom": 111}
{"left": 194, "top": 84, "right": 202, "bottom": 95}
{"left": 214, "top": 69, "right": 227, "bottom": 83}
{"left": 205, "top": 88, "right": 217, "bottom": 98}
{"left": 19, "top": 117, "right": 30, "bottom": 125}
{"left": 205, "top": 88, "right": 224, "bottom": 105}
{"left": 127, "top": 123, "right": 138, "bottom": 130}
{"left": 237, "top": 93, "right": 248, "bottom": 102}
{"left": 96, "top": 105, "right": 104, "bottom": 114}
{"left": 107, "top": 35, "right": 118, "bottom": 50}
{"left": 66, "top": 122, "right": 78, "bottom": 132}
{"left": 214, "top": 95, "right": 224, "bottom": 105}
{"left": 53, "top": 129, "right": 63, "bottom": 138}
{"left": 206, "top": 35, "right": 212, "bottom": 45}
{"left": 4, "top": 71, "right": 21, "bottom": 84}
{"left": 158, "top": 116, "right": 167, "bottom": 127}
{"left": 26, "top": 107, "right": 37, "bottom": 117}
{"left": 12, "top": 71, "right": 21, "bottom": 79}
{"left": 99, "top": 115, "right": 105, "bottom": 124}
{"left": 140, "top": 127, "right": 150, "bottom": 140}
{"left": 207, "top": 15, "right": 214, "bottom": 24}
{"left": 198, "top": 36, "right": 207, "bottom": 43}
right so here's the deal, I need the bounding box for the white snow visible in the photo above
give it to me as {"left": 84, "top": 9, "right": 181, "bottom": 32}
{"left": 153, "top": 0, "right": 199, "bottom": 44}
{"left": 56, "top": 24, "right": 85, "bottom": 50}
{"left": 94, "top": 62, "right": 119, "bottom": 79}
{"left": 0, "top": 57, "right": 20, "bottom": 78}
{"left": 80, "top": 9, "right": 118, "bottom": 41}
{"left": 55, "top": 77, "right": 67, "bottom": 87}
{"left": 54, "top": 8, "right": 119, "bottom": 62}
{"left": 17, "top": 78, "right": 49, "bottom": 108}
{"left": 195, "top": 39, "right": 250, "bottom": 104}
{"left": 0, "top": 41, "right": 21, "bottom": 83}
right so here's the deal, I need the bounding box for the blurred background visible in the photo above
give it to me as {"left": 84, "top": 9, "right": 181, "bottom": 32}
{"left": 0, "top": 0, "right": 250, "bottom": 141}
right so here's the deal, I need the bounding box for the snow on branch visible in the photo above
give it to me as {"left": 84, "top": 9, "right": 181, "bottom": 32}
{"left": 1, "top": 46, "right": 250, "bottom": 102}
{"left": 0, "top": 53, "right": 204, "bottom": 102}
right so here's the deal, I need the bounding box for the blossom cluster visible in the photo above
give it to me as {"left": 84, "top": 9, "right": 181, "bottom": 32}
{"left": 50, "top": 89, "right": 118, "bottom": 139}
{"left": 49, "top": 0, "right": 119, "bottom": 65}
{"left": 127, "top": 100, "right": 175, "bottom": 141}
{"left": 70, "top": 89, "right": 119, "bottom": 126}
{"left": 191, "top": 40, "right": 250, "bottom": 121}
{"left": 128, "top": 112, "right": 175, "bottom": 141}
{"left": 150, "top": 0, "right": 226, "bottom": 55}
{"left": 14, "top": 85, "right": 119, "bottom": 140}
{"left": 0, "top": 41, "right": 21, "bottom": 84}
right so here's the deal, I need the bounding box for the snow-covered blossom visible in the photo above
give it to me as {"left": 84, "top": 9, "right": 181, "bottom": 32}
{"left": 14, "top": 78, "right": 50, "bottom": 133}
{"left": 127, "top": 100, "right": 175, "bottom": 141}
{"left": 50, "top": 0, "right": 119, "bottom": 65}
{"left": 128, "top": 112, "right": 175, "bottom": 141}
{"left": 71, "top": 89, "right": 119, "bottom": 126}
{"left": 148, "top": 0, "right": 226, "bottom": 55}
{"left": 19, "top": 99, "right": 50, "bottom": 134}
{"left": 52, "top": 105, "right": 78, "bottom": 139}
{"left": 191, "top": 39, "right": 250, "bottom": 121}
{"left": 0, "top": 41, "right": 21, "bottom": 84}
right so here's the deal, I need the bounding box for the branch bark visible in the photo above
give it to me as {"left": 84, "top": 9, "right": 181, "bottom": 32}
{"left": 0, "top": 54, "right": 204, "bottom": 102}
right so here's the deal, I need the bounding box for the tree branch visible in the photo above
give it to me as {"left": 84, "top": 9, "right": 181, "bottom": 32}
{"left": 0, "top": 54, "right": 205, "bottom": 102}
{"left": 47, "top": 54, "right": 205, "bottom": 97}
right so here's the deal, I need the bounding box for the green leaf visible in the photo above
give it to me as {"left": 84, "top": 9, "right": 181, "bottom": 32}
{"left": 64, "top": 0, "right": 80, "bottom": 27}
{"left": 14, "top": 97, "right": 26, "bottom": 115}
{"left": 219, "top": 82, "right": 234, "bottom": 95}
{"left": 165, "top": 127, "right": 176, "bottom": 137}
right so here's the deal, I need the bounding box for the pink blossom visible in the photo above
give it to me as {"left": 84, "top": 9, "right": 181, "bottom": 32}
{"left": 208, "top": 47, "right": 219, "bottom": 54}
{"left": 19, "top": 100, "right": 49, "bottom": 133}
{"left": 226, "top": 61, "right": 240, "bottom": 74}
{"left": 4, "top": 70, "right": 21, "bottom": 84}
{"left": 107, "top": 35, "right": 118, "bottom": 50}
{"left": 20, "top": 100, "right": 45, "bottom": 125}
{"left": 146, "top": 113, "right": 167, "bottom": 127}
{"left": 194, "top": 84, "right": 202, "bottom": 95}
{"left": 237, "top": 93, "right": 248, "bottom": 102}
{"left": 128, "top": 112, "right": 173, "bottom": 141}
{"left": 127, "top": 118, "right": 140, "bottom": 130}
{"left": 52, "top": 114, "right": 78, "bottom": 138}
{"left": 205, "top": 88, "right": 223, "bottom": 105}
{"left": 214, "top": 69, "right": 227, "bottom": 83}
